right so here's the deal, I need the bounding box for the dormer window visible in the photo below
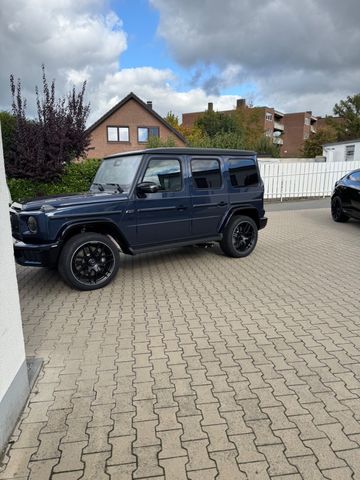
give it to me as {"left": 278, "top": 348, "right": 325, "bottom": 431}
{"left": 107, "top": 126, "right": 129, "bottom": 142}
{"left": 138, "top": 127, "right": 160, "bottom": 143}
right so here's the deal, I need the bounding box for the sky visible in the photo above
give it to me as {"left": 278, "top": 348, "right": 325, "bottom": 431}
{"left": 1, "top": 0, "right": 360, "bottom": 125}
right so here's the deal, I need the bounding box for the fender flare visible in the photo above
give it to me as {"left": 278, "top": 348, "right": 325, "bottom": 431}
{"left": 219, "top": 206, "right": 260, "bottom": 232}
{"left": 57, "top": 219, "right": 131, "bottom": 254}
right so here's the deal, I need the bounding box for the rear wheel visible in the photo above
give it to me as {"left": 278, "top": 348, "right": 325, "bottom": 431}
{"left": 58, "top": 233, "right": 120, "bottom": 290}
{"left": 331, "top": 197, "right": 349, "bottom": 223}
{"left": 220, "top": 216, "right": 258, "bottom": 258}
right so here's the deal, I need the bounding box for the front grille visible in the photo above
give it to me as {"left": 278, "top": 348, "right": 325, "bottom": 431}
{"left": 10, "top": 211, "right": 20, "bottom": 234}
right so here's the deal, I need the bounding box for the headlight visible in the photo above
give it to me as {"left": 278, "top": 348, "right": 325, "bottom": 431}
{"left": 27, "top": 216, "right": 38, "bottom": 234}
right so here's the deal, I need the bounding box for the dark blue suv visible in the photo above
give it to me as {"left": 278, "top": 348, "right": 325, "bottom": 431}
{"left": 10, "top": 148, "right": 267, "bottom": 290}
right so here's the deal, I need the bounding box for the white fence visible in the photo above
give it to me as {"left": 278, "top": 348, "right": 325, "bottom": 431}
{"left": 259, "top": 160, "right": 360, "bottom": 200}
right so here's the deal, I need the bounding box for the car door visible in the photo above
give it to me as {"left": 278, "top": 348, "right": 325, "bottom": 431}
{"left": 134, "top": 155, "right": 191, "bottom": 247}
{"left": 348, "top": 171, "right": 360, "bottom": 217}
{"left": 189, "top": 156, "right": 228, "bottom": 237}
{"left": 227, "top": 156, "right": 263, "bottom": 210}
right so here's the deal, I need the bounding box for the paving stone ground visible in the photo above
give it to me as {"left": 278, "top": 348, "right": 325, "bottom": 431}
{"left": 1, "top": 207, "right": 360, "bottom": 479}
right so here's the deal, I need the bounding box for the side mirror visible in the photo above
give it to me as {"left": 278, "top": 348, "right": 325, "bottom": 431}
{"left": 136, "top": 181, "right": 159, "bottom": 195}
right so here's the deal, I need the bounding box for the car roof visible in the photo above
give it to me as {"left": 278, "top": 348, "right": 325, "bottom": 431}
{"left": 104, "top": 147, "right": 256, "bottom": 160}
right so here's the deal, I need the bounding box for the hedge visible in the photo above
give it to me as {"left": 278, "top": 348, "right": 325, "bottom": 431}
{"left": 7, "top": 159, "right": 101, "bottom": 202}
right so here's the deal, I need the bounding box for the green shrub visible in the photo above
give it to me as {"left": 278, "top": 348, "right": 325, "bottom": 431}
{"left": 8, "top": 159, "right": 101, "bottom": 202}
{"left": 147, "top": 136, "right": 176, "bottom": 148}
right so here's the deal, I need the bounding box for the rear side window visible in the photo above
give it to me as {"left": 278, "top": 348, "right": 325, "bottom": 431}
{"left": 228, "top": 158, "right": 259, "bottom": 188}
{"left": 191, "top": 159, "right": 222, "bottom": 189}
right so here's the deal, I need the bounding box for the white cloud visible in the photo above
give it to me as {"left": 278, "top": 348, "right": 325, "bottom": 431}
{"left": 3, "top": 0, "right": 354, "bottom": 127}
{"left": 0, "top": 0, "right": 240, "bottom": 124}
{"left": 89, "top": 67, "right": 240, "bottom": 123}
{"left": 151, "top": 0, "right": 360, "bottom": 115}
{"left": 0, "top": 0, "right": 126, "bottom": 115}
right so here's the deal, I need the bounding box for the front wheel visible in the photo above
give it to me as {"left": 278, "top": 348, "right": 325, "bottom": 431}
{"left": 331, "top": 197, "right": 349, "bottom": 223}
{"left": 58, "top": 233, "right": 120, "bottom": 290}
{"left": 220, "top": 216, "right": 258, "bottom": 258}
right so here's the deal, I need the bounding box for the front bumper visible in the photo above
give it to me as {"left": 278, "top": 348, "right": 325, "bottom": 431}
{"left": 13, "top": 239, "right": 60, "bottom": 267}
{"left": 259, "top": 216, "right": 268, "bottom": 230}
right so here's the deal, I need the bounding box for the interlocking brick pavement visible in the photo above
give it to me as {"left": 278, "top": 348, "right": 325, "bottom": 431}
{"left": 1, "top": 207, "right": 360, "bottom": 479}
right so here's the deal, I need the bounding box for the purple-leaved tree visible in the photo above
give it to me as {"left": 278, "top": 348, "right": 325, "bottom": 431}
{"left": 6, "top": 66, "right": 90, "bottom": 181}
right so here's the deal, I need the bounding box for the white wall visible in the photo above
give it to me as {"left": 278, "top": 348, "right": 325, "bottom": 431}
{"left": 260, "top": 160, "right": 360, "bottom": 200}
{"left": 259, "top": 157, "right": 316, "bottom": 163}
{"left": 0, "top": 124, "right": 26, "bottom": 404}
{"left": 323, "top": 141, "right": 360, "bottom": 162}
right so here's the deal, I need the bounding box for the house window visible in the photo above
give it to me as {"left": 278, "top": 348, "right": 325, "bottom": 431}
{"left": 191, "top": 159, "right": 222, "bottom": 189}
{"left": 345, "top": 145, "right": 355, "bottom": 161}
{"left": 107, "top": 126, "right": 129, "bottom": 142}
{"left": 304, "top": 118, "right": 310, "bottom": 125}
{"left": 304, "top": 132, "right": 310, "bottom": 140}
{"left": 138, "top": 127, "right": 160, "bottom": 143}
{"left": 265, "top": 112, "right": 273, "bottom": 122}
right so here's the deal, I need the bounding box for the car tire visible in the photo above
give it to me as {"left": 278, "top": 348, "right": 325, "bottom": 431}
{"left": 331, "top": 197, "right": 349, "bottom": 223}
{"left": 58, "top": 232, "right": 120, "bottom": 291}
{"left": 220, "top": 215, "right": 258, "bottom": 258}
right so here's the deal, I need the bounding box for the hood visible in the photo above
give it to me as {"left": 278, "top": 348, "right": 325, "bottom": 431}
{"left": 18, "top": 191, "right": 127, "bottom": 211}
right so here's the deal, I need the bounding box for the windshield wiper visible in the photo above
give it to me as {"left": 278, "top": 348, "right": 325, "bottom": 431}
{"left": 92, "top": 182, "right": 104, "bottom": 192}
{"left": 105, "top": 183, "right": 124, "bottom": 193}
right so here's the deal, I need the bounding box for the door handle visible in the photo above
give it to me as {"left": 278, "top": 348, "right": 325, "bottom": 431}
{"left": 217, "top": 201, "right": 227, "bottom": 207}
{"left": 177, "top": 205, "right": 187, "bottom": 211}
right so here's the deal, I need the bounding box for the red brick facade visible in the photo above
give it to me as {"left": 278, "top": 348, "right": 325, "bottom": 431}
{"left": 182, "top": 100, "right": 285, "bottom": 150}
{"left": 86, "top": 93, "right": 186, "bottom": 159}
{"left": 182, "top": 100, "right": 325, "bottom": 157}
{"left": 281, "top": 112, "right": 317, "bottom": 157}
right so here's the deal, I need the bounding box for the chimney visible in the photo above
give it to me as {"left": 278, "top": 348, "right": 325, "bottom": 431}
{"left": 236, "top": 99, "right": 246, "bottom": 109}
{"left": 208, "top": 102, "right": 213, "bottom": 112}
{"left": 147, "top": 101, "right": 153, "bottom": 109}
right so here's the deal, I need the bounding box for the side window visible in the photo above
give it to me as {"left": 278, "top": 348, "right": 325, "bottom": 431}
{"left": 349, "top": 171, "right": 360, "bottom": 182}
{"left": 191, "top": 159, "right": 222, "bottom": 189}
{"left": 142, "top": 159, "right": 182, "bottom": 192}
{"left": 228, "top": 158, "right": 259, "bottom": 188}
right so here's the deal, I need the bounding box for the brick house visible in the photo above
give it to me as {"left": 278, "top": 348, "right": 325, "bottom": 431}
{"left": 281, "top": 111, "right": 317, "bottom": 157}
{"left": 182, "top": 99, "right": 285, "bottom": 149}
{"left": 86, "top": 92, "right": 186, "bottom": 158}
{"left": 182, "top": 100, "right": 326, "bottom": 157}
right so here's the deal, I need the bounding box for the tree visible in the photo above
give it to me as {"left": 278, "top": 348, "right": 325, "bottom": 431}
{"left": 0, "top": 111, "right": 16, "bottom": 164}
{"left": 182, "top": 124, "right": 209, "bottom": 147}
{"left": 195, "top": 110, "right": 238, "bottom": 138}
{"left": 332, "top": 94, "right": 360, "bottom": 140}
{"left": 303, "top": 126, "right": 337, "bottom": 158}
{"left": 6, "top": 66, "right": 90, "bottom": 181}
{"left": 233, "top": 107, "right": 264, "bottom": 149}
{"left": 147, "top": 135, "right": 176, "bottom": 148}
{"left": 253, "top": 136, "right": 280, "bottom": 157}
{"left": 164, "top": 111, "right": 181, "bottom": 131}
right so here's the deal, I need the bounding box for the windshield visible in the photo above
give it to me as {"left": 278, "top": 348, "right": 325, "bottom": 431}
{"left": 90, "top": 155, "right": 142, "bottom": 193}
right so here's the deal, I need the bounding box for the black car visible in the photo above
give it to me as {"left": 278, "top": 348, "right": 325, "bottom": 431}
{"left": 331, "top": 169, "right": 360, "bottom": 222}
{"left": 10, "top": 148, "right": 267, "bottom": 290}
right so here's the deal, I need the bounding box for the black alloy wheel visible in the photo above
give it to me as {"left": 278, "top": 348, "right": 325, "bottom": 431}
{"left": 58, "top": 232, "right": 120, "bottom": 290}
{"left": 71, "top": 241, "right": 115, "bottom": 285}
{"left": 232, "top": 221, "right": 256, "bottom": 253}
{"left": 331, "top": 197, "right": 349, "bottom": 223}
{"left": 220, "top": 215, "right": 258, "bottom": 258}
